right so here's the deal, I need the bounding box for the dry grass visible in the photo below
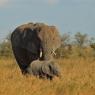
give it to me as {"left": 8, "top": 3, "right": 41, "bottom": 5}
{"left": 0, "top": 58, "right": 95, "bottom": 95}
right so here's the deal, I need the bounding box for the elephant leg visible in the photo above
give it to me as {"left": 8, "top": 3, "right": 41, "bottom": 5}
{"left": 12, "top": 46, "right": 40, "bottom": 75}
{"left": 12, "top": 46, "right": 31, "bottom": 74}
{"left": 46, "top": 75, "right": 53, "bottom": 80}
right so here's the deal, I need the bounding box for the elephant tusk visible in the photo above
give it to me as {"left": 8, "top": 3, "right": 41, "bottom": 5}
{"left": 52, "top": 50, "right": 56, "bottom": 55}
{"left": 40, "top": 51, "right": 43, "bottom": 58}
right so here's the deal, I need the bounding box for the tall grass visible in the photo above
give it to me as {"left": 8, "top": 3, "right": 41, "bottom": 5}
{"left": 0, "top": 58, "right": 95, "bottom": 95}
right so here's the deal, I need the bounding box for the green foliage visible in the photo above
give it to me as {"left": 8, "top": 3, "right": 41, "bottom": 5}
{"left": 0, "top": 41, "right": 12, "bottom": 57}
{"left": 74, "top": 32, "right": 88, "bottom": 47}
{"left": 89, "top": 37, "right": 95, "bottom": 45}
{"left": 0, "top": 33, "right": 13, "bottom": 58}
{"left": 55, "top": 33, "right": 72, "bottom": 58}
{"left": 55, "top": 45, "right": 72, "bottom": 58}
{"left": 1, "top": 31, "right": 95, "bottom": 59}
{"left": 61, "top": 33, "right": 70, "bottom": 45}
{"left": 55, "top": 32, "right": 92, "bottom": 59}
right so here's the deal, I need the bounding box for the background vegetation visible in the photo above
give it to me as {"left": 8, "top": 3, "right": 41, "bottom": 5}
{"left": 1, "top": 32, "right": 95, "bottom": 59}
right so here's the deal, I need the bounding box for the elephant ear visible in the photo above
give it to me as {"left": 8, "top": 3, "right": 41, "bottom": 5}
{"left": 41, "top": 63, "right": 53, "bottom": 76}
{"left": 49, "top": 62, "right": 60, "bottom": 76}
{"left": 19, "top": 28, "right": 41, "bottom": 54}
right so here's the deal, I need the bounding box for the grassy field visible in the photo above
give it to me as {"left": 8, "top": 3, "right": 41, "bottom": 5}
{"left": 0, "top": 58, "right": 95, "bottom": 95}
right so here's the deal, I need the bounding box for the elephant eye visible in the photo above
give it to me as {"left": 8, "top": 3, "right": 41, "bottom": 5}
{"left": 38, "top": 28, "right": 41, "bottom": 32}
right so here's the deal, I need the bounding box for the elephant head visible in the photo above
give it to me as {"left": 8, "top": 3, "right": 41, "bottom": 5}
{"left": 41, "top": 60, "right": 60, "bottom": 80}
{"left": 37, "top": 24, "right": 61, "bottom": 60}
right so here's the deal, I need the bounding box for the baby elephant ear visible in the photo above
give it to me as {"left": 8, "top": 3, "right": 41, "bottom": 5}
{"left": 41, "top": 63, "right": 53, "bottom": 76}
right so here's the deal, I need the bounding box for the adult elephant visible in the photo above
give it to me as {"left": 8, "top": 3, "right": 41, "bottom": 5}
{"left": 11, "top": 22, "right": 61, "bottom": 75}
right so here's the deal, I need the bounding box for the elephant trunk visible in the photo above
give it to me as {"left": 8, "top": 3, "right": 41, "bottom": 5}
{"left": 41, "top": 47, "right": 55, "bottom": 60}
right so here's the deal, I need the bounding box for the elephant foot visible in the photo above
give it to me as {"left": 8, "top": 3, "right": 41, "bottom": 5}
{"left": 26, "top": 67, "right": 33, "bottom": 74}
{"left": 21, "top": 69, "right": 28, "bottom": 75}
{"left": 21, "top": 66, "right": 33, "bottom": 75}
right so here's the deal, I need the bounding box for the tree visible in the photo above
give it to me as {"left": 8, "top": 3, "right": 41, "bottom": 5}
{"left": 61, "top": 33, "right": 70, "bottom": 46}
{"left": 55, "top": 33, "right": 72, "bottom": 58}
{"left": 89, "top": 37, "right": 95, "bottom": 49}
{"left": 75, "top": 32, "right": 88, "bottom": 48}
{"left": 0, "top": 33, "right": 13, "bottom": 57}
{"left": 74, "top": 32, "right": 88, "bottom": 57}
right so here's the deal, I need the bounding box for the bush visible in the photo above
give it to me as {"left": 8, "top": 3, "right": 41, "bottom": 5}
{"left": 0, "top": 39, "right": 13, "bottom": 58}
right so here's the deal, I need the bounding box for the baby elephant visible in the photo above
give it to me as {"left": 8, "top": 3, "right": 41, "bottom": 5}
{"left": 26, "top": 60, "right": 60, "bottom": 80}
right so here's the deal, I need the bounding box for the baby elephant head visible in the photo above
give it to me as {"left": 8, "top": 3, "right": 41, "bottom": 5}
{"left": 41, "top": 60, "right": 61, "bottom": 80}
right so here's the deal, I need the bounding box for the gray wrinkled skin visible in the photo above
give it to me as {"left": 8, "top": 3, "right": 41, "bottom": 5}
{"left": 26, "top": 60, "right": 60, "bottom": 80}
